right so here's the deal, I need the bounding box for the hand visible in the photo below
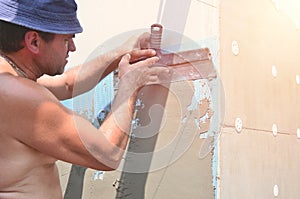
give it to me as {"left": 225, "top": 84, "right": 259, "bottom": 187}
{"left": 121, "top": 32, "right": 151, "bottom": 50}
{"left": 118, "top": 53, "right": 169, "bottom": 93}
{"left": 118, "top": 32, "right": 152, "bottom": 60}
{"left": 136, "top": 32, "right": 151, "bottom": 49}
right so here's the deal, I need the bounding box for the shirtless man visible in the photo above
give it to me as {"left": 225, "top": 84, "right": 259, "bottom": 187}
{"left": 0, "top": 0, "right": 169, "bottom": 198}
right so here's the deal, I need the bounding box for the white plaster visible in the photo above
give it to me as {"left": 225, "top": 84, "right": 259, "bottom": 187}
{"left": 93, "top": 171, "right": 105, "bottom": 181}
{"left": 131, "top": 118, "right": 141, "bottom": 129}
{"left": 187, "top": 79, "right": 211, "bottom": 111}
{"left": 181, "top": 116, "right": 187, "bottom": 123}
{"left": 200, "top": 132, "right": 208, "bottom": 139}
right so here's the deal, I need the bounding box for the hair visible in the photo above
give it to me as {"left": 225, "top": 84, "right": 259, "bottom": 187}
{"left": 0, "top": 20, "right": 55, "bottom": 53}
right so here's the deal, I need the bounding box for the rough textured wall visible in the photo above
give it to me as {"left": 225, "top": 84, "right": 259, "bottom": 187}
{"left": 58, "top": 0, "right": 219, "bottom": 199}
{"left": 218, "top": 0, "right": 300, "bottom": 198}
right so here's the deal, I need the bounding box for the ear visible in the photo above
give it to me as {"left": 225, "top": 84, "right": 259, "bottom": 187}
{"left": 24, "top": 31, "right": 41, "bottom": 54}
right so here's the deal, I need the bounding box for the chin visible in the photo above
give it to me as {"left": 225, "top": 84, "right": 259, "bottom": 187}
{"left": 57, "top": 65, "right": 66, "bottom": 75}
{"left": 56, "top": 70, "right": 64, "bottom": 75}
{"left": 52, "top": 69, "right": 64, "bottom": 76}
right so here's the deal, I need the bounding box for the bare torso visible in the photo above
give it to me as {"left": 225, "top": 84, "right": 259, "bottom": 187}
{"left": 0, "top": 131, "right": 63, "bottom": 199}
{"left": 0, "top": 60, "right": 63, "bottom": 199}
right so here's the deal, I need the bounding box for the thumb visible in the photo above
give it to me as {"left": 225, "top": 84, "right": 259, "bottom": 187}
{"left": 119, "top": 53, "right": 131, "bottom": 67}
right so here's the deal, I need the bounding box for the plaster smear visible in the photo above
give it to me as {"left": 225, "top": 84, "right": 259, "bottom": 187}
{"left": 188, "top": 79, "right": 214, "bottom": 137}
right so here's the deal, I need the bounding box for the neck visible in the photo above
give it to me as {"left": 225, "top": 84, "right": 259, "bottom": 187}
{"left": 0, "top": 52, "right": 40, "bottom": 81}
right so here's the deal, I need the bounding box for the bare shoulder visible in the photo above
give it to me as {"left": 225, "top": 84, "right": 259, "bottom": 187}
{"left": 0, "top": 73, "right": 104, "bottom": 169}
{"left": 0, "top": 73, "right": 75, "bottom": 158}
{"left": 0, "top": 74, "right": 68, "bottom": 130}
{"left": 0, "top": 72, "right": 114, "bottom": 173}
{"left": 0, "top": 74, "right": 58, "bottom": 106}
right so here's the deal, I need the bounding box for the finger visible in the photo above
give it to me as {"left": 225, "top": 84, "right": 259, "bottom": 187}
{"left": 148, "top": 65, "right": 170, "bottom": 75}
{"left": 147, "top": 74, "right": 168, "bottom": 85}
{"left": 130, "top": 49, "right": 156, "bottom": 61}
{"left": 147, "top": 66, "right": 172, "bottom": 84}
{"left": 139, "top": 32, "right": 151, "bottom": 39}
{"left": 132, "top": 56, "right": 160, "bottom": 68}
{"left": 138, "top": 32, "right": 151, "bottom": 49}
{"left": 119, "top": 53, "right": 131, "bottom": 67}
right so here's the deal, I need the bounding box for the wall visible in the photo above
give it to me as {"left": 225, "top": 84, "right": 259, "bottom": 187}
{"left": 218, "top": 0, "right": 300, "bottom": 198}
{"left": 59, "top": 0, "right": 300, "bottom": 198}
{"left": 58, "top": 0, "right": 219, "bottom": 199}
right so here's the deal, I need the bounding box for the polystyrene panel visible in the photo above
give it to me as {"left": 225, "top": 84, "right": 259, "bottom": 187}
{"left": 219, "top": 128, "right": 300, "bottom": 199}
{"left": 220, "top": 0, "right": 300, "bottom": 134}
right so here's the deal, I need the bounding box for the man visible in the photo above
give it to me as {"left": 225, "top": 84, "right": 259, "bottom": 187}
{"left": 0, "top": 0, "right": 169, "bottom": 198}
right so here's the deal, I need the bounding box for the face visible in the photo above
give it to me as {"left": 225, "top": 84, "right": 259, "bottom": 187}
{"left": 41, "top": 34, "right": 76, "bottom": 76}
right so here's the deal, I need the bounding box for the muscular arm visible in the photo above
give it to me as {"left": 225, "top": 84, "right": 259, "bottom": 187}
{"left": 4, "top": 54, "right": 167, "bottom": 171}
{"left": 37, "top": 48, "right": 123, "bottom": 100}
{"left": 38, "top": 33, "right": 153, "bottom": 100}
{"left": 3, "top": 77, "right": 122, "bottom": 170}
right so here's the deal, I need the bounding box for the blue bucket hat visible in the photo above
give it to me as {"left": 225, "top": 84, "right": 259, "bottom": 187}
{"left": 0, "top": 0, "right": 83, "bottom": 34}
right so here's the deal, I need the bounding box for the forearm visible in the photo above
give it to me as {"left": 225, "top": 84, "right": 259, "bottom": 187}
{"left": 68, "top": 84, "right": 138, "bottom": 170}
{"left": 65, "top": 33, "right": 152, "bottom": 97}
{"left": 39, "top": 33, "right": 155, "bottom": 100}
{"left": 65, "top": 47, "right": 127, "bottom": 97}
{"left": 97, "top": 84, "right": 138, "bottom": 168}
{"left": 63, "top": 53, "right": 167, "bottom": 170}
{"left": 37, "top": 47, "right": 127, "bottom": 100}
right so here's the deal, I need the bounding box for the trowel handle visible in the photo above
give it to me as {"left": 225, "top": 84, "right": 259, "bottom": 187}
{"left": 150, "top": 24, "right": 163, "bottom": 50}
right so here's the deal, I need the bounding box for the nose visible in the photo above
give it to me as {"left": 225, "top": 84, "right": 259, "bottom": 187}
{"left": 68, "top": 39, "right": 76, "bottom": 52}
